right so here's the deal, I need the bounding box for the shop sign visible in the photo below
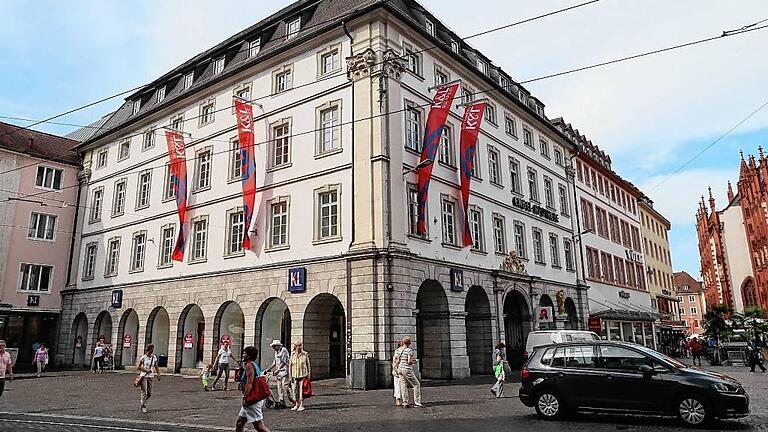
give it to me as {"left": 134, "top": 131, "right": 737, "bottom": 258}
{"left": 450, "top": 269, "right": 464, "bottom": 292}
{"left": 183, "top": 333, "right": 194, "bottom": 350}
{"left": 288, "top": 267, "right": 306, "bottom": 293}
{"left": 625, "top": 250, "right": 643, "bottom": 263}
{"left": 75, "top": 335, "right": 83, "bottom": 348}
{"left": 123, "top": 334, "right": 132, "bottom": 348}
{"left": 536, "top": 306, "right": 553, "bottom": 323}
{"left": 111, "top": 289, "right": 123, "bottom": 309}
{"left": 588, "top": 317, "right": 602, "bottom": 332}
{"left": 27, "top": 295, "right": 40, "bottom": 307}
{"left": 511, "top": 196, "right": 559, "bottom": 223}
{"left": 618, "top": 290, "right": 631, "bottom": 299}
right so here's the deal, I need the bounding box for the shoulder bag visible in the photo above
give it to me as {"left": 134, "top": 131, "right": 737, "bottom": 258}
{"left": 244, "top": 363, "right": 270, "bottom": 405}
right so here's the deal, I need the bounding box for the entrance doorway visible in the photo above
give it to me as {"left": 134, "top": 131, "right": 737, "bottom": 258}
{"left": 503, "top": 290, "right": 531, "bottom": 369}
{"left": 146, "top": 307, "right": 170, "bottom": 359}
{"left": 213, "top": 302, "right": 245, "bottom": 363}
{"left": 416, "top": 280, "right": 452, "bottom": 379}
{"left": 304, "top": 294, "right": 346, "bottom": 379}
{"left": 176, "top": 304, "right": 205, "bottom": 371}
{"left": 465, "top": 286, "right": 493, "bottom": 375}
{"left": 71, "top": 312, "right": 88, "bottom": 368}
{"left": 256, "top": 298, "right": 292, "bottom": 371}
{"left": 564, "top": 298, "right": 580, "bottom": 330}
{"left": 116, "top": 309, "right": 139, "bottom": 368}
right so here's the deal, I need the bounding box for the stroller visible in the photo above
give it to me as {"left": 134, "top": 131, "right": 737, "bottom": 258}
{"left": 262, "top": 371, "right": 285, "bottom": 409}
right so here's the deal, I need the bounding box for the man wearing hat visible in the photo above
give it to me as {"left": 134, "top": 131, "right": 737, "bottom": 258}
{"left": 265, "top": 340, "right": 293, "bottom": 408}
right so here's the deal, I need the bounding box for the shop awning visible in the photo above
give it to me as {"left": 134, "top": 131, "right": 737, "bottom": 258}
{"left": 590, "top": 309, "right": 658, "bottom": 322}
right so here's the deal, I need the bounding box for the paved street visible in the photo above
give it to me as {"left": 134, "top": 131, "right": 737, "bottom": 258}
{"left": 1, "top": 364, "right": 766, "bottom": 431}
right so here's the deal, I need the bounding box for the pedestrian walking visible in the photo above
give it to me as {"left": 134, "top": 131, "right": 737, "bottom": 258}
{"left": 749, "top": 335, "right": 766, "bottom": 373}
{"left": 200, "top": 363, "right": 213, "bottom": 391}
{"left": 0, "top": 340, "right": 13, "bottom": 398}
{"left": 33, "top": 343, "right": 48, "bottom": 378}
{"left": 92, "top": 340, "right": 106, "bottom": 374}
{"left": 395, "top": 336, "right": 422, "bottom": 408}
{"left": 491, "top": 342, "right": 506, "bottom": 398}
{"left": 236, "top": 346, "right": 270, "bottom": 432}
{"left": 289, "top": 340, "right": 311, "bottom": 411}
{"left": 212, "top": 340, "right": 233, "bottom": 391}
{"left": 135, "top": 344, "right": 160, "bottom": 413}
{"left": 690, "top": 337, "right": 703, "bottom": 366}
{"left": 392, "top": 340, "right": 405, "bottom": 406}
{"left": 264, "top": 340, "right": 293, "bottom": 408}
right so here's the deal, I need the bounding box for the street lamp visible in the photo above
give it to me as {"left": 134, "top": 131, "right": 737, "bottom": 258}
{"left": 403, "top": 158, "right": 433, "bottom": 177}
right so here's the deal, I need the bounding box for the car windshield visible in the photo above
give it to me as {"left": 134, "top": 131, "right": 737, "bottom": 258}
{"left": 633, "top": 344, "right": 687, "bottom": 368}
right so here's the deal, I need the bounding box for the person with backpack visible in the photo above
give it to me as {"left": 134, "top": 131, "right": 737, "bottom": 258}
{"left": 236, "top": 346, "right": 270, "bottom": 432}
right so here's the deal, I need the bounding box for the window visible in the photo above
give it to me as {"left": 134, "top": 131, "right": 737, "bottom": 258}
{"left": 441, "top": 198, "right": 456, "bottom": 245}
{"left": 406, "top": 184, "right": 422, "bottom": 236}
{"left": 142, "top": 129, "right": 155, "bottom": 150}
{"left": 492, "top": 215, "right": 506, "bottom": 254}
{"left": 405, "top": 105, "right": 422, "bottom": 152}
{"left": 287, "top": 18, "right": 301, "bottom": 39}
{"left": 163, "top": 164, "right": 176, "bottom": 201}
{"left": 170, "top": 114, "right": 184, "bottom": 132}
{"left": 132, "top": 100, "right": 140, "bottom": 116}
{"left": 543, "top": 177, "right": 554, "bottom": 209}
{"left": 451, "top": 40, "right": 460, "bottom": 53}
{"left": 234, "top": 83, "right": 252, "bottom": 103}
{"left": 35, "top": 166, "right": 63, "bottom": 190}
{"left": 689, "top": 295, "right": 695, "bottom": 302}
{"left": 190, "top": 216, "right": 208, "bottom": 262}
{"left": 576, "top": 161, "right": 583, "bottom": 182}
{"left": 105, "top": 237, "right": 120, "bottom": 277}
{"left": 96, "top": 149, "right": 108, "bottom": 169}
{"left": 601, "top": 252, "right": 613, "bottom": 282}
{"left": 509, "top": 158, "right": 522, "bottom": 194}
{"left": 469, "top": 207, "right": 484, "bottom": 251}
{"left": 226, "top": 209, "right": 245, "bottom": 256}
{"left": 532, "top": 228, "right": 544, "bottom": 263}
{"left": 551, "top": 346, "right": 597, "bottom": 369}
{"left": 319, "top": 48, "right": 341, "bottom": 75}
{"left": 485, "top": 104, "right": 496, "bottom": 124}
{"left": 117, "top": 141, "right": 130, "bottom": 161}
{"left": 615, "top": 256, "right": 626, "bottom": 285}
{"left": 595, "top": 207, "right": 608, "bottom": 238}
{"left": 199, "top": 100, "right": 216, "bottom": 126}
{"left": 554, "top": 147, "right": 564, "bottom": 166}
{"left": 112, "top": 179, "right": 126, "bottom": 216}
{"left": 523, "top": 127, "right": 533, "bottom": 148}
{"left": 269, "top": 199, "right": 289, "bottom": 248}
{"left": 90, "top": 187, "right": 103, "bottom": 222}
{"left": 631, "top": 227, "right": 641, "bottom": 252}
{"left": 317, "top": 103, "right": 340, "bottom": 154}
{"left": 158, "top": 225, "right": 175, "bottom": 267}
{"left": 434, "top": 67, "right": 448, "bottom": 86}
{"left": 527, "top": 168, "right": 539, "bottom": 202}
{"left": 513, "top": 221, "right": 527, "bottom": 258}
{"left": 621, "top": 221, "right": 631, "bottom": 248}
{"left": 609, "top": 215, "right": 620, "bottom": 243}
{"left": 425, "top": 18, "right": 435, "bottom": 36}
{"left": 274, "top": 68, "right": 293, "bottom": 93}
{"left": 504, "top": 116, "right": 517, "bottom": 138}
{"left": 228, "top": 138, "right": 243, "bottom": 181}
{"left": 403, "top": 42, "right": 421, "bottom": 76}
{"left": 499, "top": 75, "right": 510, "bottom": 91}
{"left": 156, "top": 86, "right": 166, "bottom": 103}
{"left": 539, "top": 139, "right": 550, "bottom": 158}
{"left": 469, "top": 147, "right": 480, "bottom": 178}
{"left": 586, "top": 247, "right": 599, "bottom": 279}
{"left": 549, "top": 234, "right": 560, "bottom": 267}
{"left": 580, "top": 199, "right": 595, "bottom": 231}
{"left": 558, "top": 184, "right": 569, "bottom": 215}
{"left": 599, "top": 346, "right": 650, "bottom": 372}
{"left": 477, "top": 59, "right": 489, "bottom": 75}
{"left": 626, "top": 262, "right": 637, "bottom": 288}
{"left": 438, "top": 125, "right": 454, "bottom": 166}
{"left": 183, "top": 72, "right": 194, "bottom": 90}
{"left": 461, "top": 88, "right": 473, "bottom": 103}
{"left": 316, "top": 187, "right": 340, "bottom": 240}
{"left": 248, "top": 39, "right": 261, "bottom": 58}
{"left": 194, "top": 149, "right": 212, "bottom": 190}
{"left": 130, "top": 231, "right": 146, "bottom": 272}
{"left": 488, "top": 147, "right": 501, "bottom": 185}
{"left": 636, "top": 263, "right": 646, "bottom": 290}
{"left": 136, "top": 171, "right": 151, "bottom": 209}
{"left": 213, "top": 56, "right": 225, "bottom": 75}
{"left": 271, "top": 121, "right": 291, "bottom": 167}
{"left": 82, "top": 242, "right": 97, "bottom": 280}
{"left": 18, "top": 263, "right": 52, "bottom": 292}
{"left": 564, "top": 238, "right": 574, "bottom": 271}
{"left": 27, "top": 213, "right": 56, "bottom": 241}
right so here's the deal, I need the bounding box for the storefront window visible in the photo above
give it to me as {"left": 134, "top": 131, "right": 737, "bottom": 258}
{"left": 622, "top": 322, "right": 634, "bottom": 342}
{"left": 634, "top": 322, "right": 644, "bottom": 346}
{"left": 608, "top": 321, "right": 622, "bottom": 341}
{"left": 645, "top": 323, "right": 655, "bottom": 349}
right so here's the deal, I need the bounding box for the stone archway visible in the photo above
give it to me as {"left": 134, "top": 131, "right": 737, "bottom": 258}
{"left": 538, "top": 294, "right": 556, "bottom": 330}
{"left": 145, "top": 306, "right": 170, "bottom": 359}
{"left": 116, "top": 309, "right": 139, "bottom": 368}
{"left": 213, "top": 301, "right": 245, "bottom": 362}
{"left": 416, "top": 280, "right": 452, "bottom": 379}
{"left": 503, "top": 290, "right": 531, "bottom": 369}
{"left": 93, "top": 311, "right": 113, "bottom": 347}
{"left": 564, "top": 297, "right": 579, "bottom": 330}
{"left": 176, "top": 304, "right": 206, "bottom": 372}
{"left": 255, "top": 297, "right": 292, "bottom": 371}
{"left": 742, "top": 277, "right": 758, "bottom": 309}
{"left": 465, "top": 286, "right": 493, "bottom": 375}
{"left": 304, "top": 294, "right": 346, "bottom": 379}
{"left": 71, "top": 312, "right": 89, "bottom": 368}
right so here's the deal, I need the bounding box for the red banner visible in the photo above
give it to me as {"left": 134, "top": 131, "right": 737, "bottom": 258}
{"left": 165, "top": 131, "right": 188, "bottom": 261}
{"left": 416, "top": 82, "right": 460, "bottom": 235}
{"left": 234, "top": 100, "right": 257, "bottom": 250}
{"left": 459, "top": 101, "right": 486, "bottom": 246}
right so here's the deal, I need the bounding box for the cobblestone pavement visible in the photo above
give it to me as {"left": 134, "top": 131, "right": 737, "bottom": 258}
{"left": 1, "top": 365, "right": 766, "bottom": 431}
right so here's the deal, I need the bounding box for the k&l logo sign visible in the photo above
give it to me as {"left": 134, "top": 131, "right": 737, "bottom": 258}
{"left": 288, "top": 267, "right": 306, "bottom": 293}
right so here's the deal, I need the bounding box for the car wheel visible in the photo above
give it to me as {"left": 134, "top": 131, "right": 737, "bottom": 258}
{"left": 677, "top": 395, "right": 709, "bottom": 427}
{"left": 534, "top": 391, "right": 563, "bottom": 420}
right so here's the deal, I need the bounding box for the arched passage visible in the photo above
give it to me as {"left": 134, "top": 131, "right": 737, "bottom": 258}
{"left": 255, "top": 298, "right": 292, "bottom": 371}
{"left": 71, "top": 313, "right": 89, "bottom": 367}
{"left": 213, "top": 301, "right": 245, "bottom": 363}
{"left": 503, "top": 290, "right": 531, "bottom": 369}
{"left": 176, "top": 304, "right": 206, "bottom": 372}
{"left": 538, "top": 295, "right": 555, "bottom": 330}
{"left": 564, "top": 297, "right": 579, "bottom": 330}
{"left": 304, "top": 294, "right": 345, "bottom": 379}
{"left": 145, "top": 307, "right": 170, "bottom": 359}
{"left": 93, "top": 311, "right": 113, "bottom": 346}
{"left": 116, "top": 309, "right": 139, "bottom": 368}
{"left": 742, "top": 277, "right": 758, "bottom": 309}
{"left": 416, "top": 280, "right": 452, "bottom": 379}
{"left": 465, "top": 286, "right": 493, "bottom": 375}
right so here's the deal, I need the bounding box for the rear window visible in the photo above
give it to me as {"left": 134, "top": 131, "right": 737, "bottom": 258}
{"left": 550, "top": 346, "right": 597, "bottom": 369}
{"left": 541, "top": 347, "right": 555, "bottom": 366}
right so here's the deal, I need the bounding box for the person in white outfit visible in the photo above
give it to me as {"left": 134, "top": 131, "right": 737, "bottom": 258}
{"left": 392, "top": 340, "right": 405, "bottom": 406}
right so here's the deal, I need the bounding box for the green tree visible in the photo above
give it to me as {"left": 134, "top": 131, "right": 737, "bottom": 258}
{"left": 703, "top": 304, "right": 734, "bottom": 364}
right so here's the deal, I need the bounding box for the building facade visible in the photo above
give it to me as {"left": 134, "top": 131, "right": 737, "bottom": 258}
{"left": 58, "top": 0, "right": 588, "bottom": 383}
{"left": 673, "top": 271, "right": 706, "bottom": 334}
{"left": 0, "top": 122, "right": 81, "bottom": 368}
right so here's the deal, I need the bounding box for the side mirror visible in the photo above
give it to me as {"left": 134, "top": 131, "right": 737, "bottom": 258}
{"left": 638, "top": 364, "right": 655, "bottom": 376}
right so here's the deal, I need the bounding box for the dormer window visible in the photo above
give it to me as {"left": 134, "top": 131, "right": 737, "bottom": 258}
{"left": 183, "top": 72, "right": 194, "bottom": 91}
{"left": 477, "top": 59, "right": 489, "bottom": 75}
{"left": 132, "top": 100, "right": 141, "bottom": 115}
{"left": 287, "top": 18, "right": 301, "bottom": 39}
{"left": 425, "top": 18, "right": 435, "bottom": 36}
{"left": 451, "top": 40, "right": 460, "bottom": 53}
{"left": 249, "top": 39, "right": 261, "bottom": 58}
{"left": 213, "top": 56, "right": 225, "bottom": 75}
{"left": 499, "top": 76, "right": 510, "bottom": 91}
{"left": 156, "top": 86, "right": 166, "bottom": 103}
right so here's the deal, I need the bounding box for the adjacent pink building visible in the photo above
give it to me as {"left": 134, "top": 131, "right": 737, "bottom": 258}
{"left": 0, "top": 121, "right": 80, "bottom": 368}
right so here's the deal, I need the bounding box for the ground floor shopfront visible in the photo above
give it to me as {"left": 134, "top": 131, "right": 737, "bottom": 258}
{"left": 0, "top": 309, "right": 58, "bottom": 370}
{"left": 588, "top": 310, "right": 658, "bottom": 349}
{"left": 57, "top": 250, "right": 588, "bottom": 386}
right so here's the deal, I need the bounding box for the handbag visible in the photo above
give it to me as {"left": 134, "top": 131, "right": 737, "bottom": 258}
{"left": 134, "top": 356, "right": 154, "bottom": 387}
{"left": 244, "top": 363, "right": 271, "bottom": 405}
{"left": 302, "top": 377, "right": 313, "bottom": 398}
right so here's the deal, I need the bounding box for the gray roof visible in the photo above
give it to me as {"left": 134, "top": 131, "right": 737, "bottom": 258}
{"left": 64, "top": 113, "right": 114, "bottom": 143}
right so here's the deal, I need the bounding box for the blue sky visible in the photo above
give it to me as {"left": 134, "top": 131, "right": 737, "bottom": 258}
{"left": 2, "top": 0, "right": 767, "bottom": 278}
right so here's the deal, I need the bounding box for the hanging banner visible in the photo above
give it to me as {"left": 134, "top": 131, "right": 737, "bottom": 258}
{"left": 416, "top": 82, "right": 460, "bottom": 235}
{"left": 459, "top": 100, "right": 486, "bottom": 246}
{"left": 234, "top": 100, "right": 257, "bottom": 250}
{"left": 165, "top": 131, "right": 188, "bottom": 261}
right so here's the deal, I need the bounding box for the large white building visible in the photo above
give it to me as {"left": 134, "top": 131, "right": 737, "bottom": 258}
{"left": 58, "top": 0, "right": 589, "bottom": 382}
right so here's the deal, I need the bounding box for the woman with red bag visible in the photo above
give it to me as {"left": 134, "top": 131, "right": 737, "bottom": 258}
{"left": 289, "top": 340, "right": 311, "bottom": 412}
{"left": 236, "top": 346, "right": 270, "bottom": 432}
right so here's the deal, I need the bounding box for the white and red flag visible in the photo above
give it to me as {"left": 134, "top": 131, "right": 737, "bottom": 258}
{"left": 459, "top": 101, "right": 486, "bottom": 247}
{"left": 234, "top": 100, "right": 258, "bottom": 250}
{"left": 165, "top": 130, "right": 188, "bottom": 261}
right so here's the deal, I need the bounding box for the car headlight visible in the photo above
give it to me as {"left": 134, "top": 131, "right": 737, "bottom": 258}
{"left": 712, "top": 382, "right": 741, "bottom": 394}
